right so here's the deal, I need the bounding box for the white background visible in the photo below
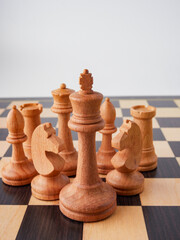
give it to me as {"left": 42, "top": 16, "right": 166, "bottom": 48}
{"left": 0, "top": 0, "right": 180, "bottom": 97}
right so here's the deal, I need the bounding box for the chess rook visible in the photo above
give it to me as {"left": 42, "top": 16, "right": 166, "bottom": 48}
{"left": 20, "top": 103, "right": 42, "bottom": 161}
{"left": 59, "top": 69, "right": 116, "bottom": 222}
{"left": 51, "top": 83, "right": 78, "bottom": 176}
{"left": 2, "top": 106, "right": 37, "bottom": 186}
{"left": 97, "top": 98, "right": 117, "bottom": 174}
{"left": 131, "top": 105, "right": 157, "bottom": 171}
{"left": 107, "top": 120, "right": 144, "bottom": 195}
{"left": 31, "top": 123, "right": 70, "bottom": 200}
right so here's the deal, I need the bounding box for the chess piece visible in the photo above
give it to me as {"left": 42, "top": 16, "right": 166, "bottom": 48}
{"left": 19, "top": 103, "right": 43, "bottom": 161}
{"left": 2, "top": 106, "right": 37, "bottom": 186}
{"left": 59, "top": 69, "right": 116, "bottom": 222}
{"left": 97, "top": 98, "right": 117, "bottom": 174}
{"left": 130, "top": 105, "right": 157, "bottom": 171}
{"left": 51, "top": 83, "right": 78, "bottom": 176}
{"left": 106, "top": 120, "right": 144, "bottom": 195}
{"left": 31, "top": 122, "right": 70, "bottom": 200}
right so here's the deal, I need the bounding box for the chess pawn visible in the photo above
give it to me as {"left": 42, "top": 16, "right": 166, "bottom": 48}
{"left": 130, "top": 105, "right": 157, "bottom": 171}
{"left": 19, "top": 103, "right": 43, "bottom": 161}
{"left": 97, "top": 98, "right": 117, "bottom": 174}
{"left": 59, "top": 69, "right": 116, "bottom": 222}
{"left": 2, "top": 106, "right": 37, "bottom": 186}
{"left": 31, "top": 122, "right": 70, "bottom": 200}
{"left": 51, "top": 83, "right": 78, "bottom": 176}
{"left": 106, "top": 120, "right": 144, "bottom": 195}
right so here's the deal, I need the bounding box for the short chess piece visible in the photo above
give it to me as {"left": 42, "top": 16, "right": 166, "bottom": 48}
{"left": 106, "top": 119, "right": 144, "bottom": 195}
{"left": 97, "top": 97, "right": 117, "bottom": 174}
{"left": 31, "top": 122, "right": 70, "bottom": 200}
{"left": 20, "top": 103, "right": 43, "bottom": 161}
{"left": 59, "top": 69, "right": 116, "bottom": 222}
{"left": 130, "top": 105, "right": 157, "bottom": 171}
{"left": 51, "top": 83, "right": 78, "bottom": 176}
{"left": 2, "top": 106, "right": 37, "bottom": 186}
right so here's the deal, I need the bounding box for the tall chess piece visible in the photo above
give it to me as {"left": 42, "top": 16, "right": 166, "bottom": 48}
{"left": 97, "top": 98, "right": 116, "bottom": 174}
{"left": 106, "top": 120, "right": 144, "bottom": 195}
{"left": 59, "top": 69, "right": 116, "bottom": 222}
{"left": 51, "top": 83, "right": 78, "bottom": 176}
{"left": 2, "top": 106, "right": 37, "bottom": 186}
{"left": 31, "top": 123, "right": 70, "bottom": 200}
{"left": 131, "top": 105, "right": 157, "bottom": 171}
{"left": 20, "top": 103, "right": 43, "bottom": 161}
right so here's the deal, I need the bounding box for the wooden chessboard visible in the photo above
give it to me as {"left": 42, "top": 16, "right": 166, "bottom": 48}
{"left": 0, "top": 97, "right": 180, "bottom": 240}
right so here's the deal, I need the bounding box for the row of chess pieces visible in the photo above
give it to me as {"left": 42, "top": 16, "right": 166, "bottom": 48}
{"left": 1, "top": 69, "right": 157, "bottom": 222}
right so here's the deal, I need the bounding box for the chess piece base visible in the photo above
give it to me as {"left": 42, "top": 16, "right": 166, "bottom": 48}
{"left": 2, "top": 161, "right": 37, "bottom": 186}
{"left": 31, "top": 174, "right": 70, "bottom": 200}
{"left": 106, "top": 170, "right": 144, "bottom": 196}
{"left": 59, "top": 181, "right": 116, "bottom": 222}
{"left": 96, "top": 150, "right": 115, "bottom": 174}
{"left": 60, "top": 150, "right": 78, "bottom": 176}
{"left": 138, "top": 150, "right": 158, "bottom": 172}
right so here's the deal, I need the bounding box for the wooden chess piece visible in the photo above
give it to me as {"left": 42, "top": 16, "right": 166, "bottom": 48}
{"left": 51, "top": 83, "right": 78, "bottom": 176}
{"left": 130, "top": 105, "right": 157, "bottom": 171}
{"left": 106, "top": 119, "right": 144, "bottom": 195}
{"left": 97, "top": 98, "right": 117, "bottom": 174}
{"left": 31, "top": 122, "right": 70, "bottom": 200}
{"left": 59, "top": 69, "right": 116, "bottom": 222}
{"left": 19, "top": 103, "right": 43, "bottom": 161}
{"left": 2, "top": 106, "right": 37, "bottom": 186}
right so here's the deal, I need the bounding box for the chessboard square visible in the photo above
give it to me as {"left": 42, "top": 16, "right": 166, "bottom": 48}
{"left": 117, "top": 195, "right": 141, "bottom": 206}
{"left": 168, "top": 142, "right": 180, "bottom": 157}
{"left": 115, "top": 108, "right": 122, "bottom": 117}
{"left": 72, "top": 130, "right": 78, "bottom": 140}
{"left": 0, "top": 118, "right": 7, "bottom": 128}
{"left": 119, "top": 99, "right": 148, "bottom": 108}
{"left": 0, "top": 129, "right": 8, "bottom": 140}
{"left": 110, "top": 100, "right": 120, "bottom": 107}
{"left": 0, "top": 179, "right": 31, "bottom": 205}
{"left": 16, "top": 206, "right": 83, "bottom": 240}
{"left": 0, "top": 157, "right": 11, "bottom": 178}
{"left": 161, "top": 128, "right": 180, "bottom": 141}
{"left": 0, "top": 141, "right": 10, "bottom": 157}
{"left": 29, "top": 196, "right": 59, "bottom": 205}
{"left": 38, "top": 100, "right": 53, "bottom": 108}
{"left": 153, "top": 118, "right": 160, "bottom": 128}
{"left": 140, "top": 179, "right": 180, "bottom": 206}
{"left": 41, "top": 118, "right": 58, "bottom": 128}
{"left": 147, "top": 100, "right": 177, "bottom": 108}
{"left": 83, "top": 206, "right": 148, "bottom": 240}
{"left": 41, "top": 108, "right": 56, "bottom": 118}
{"left": 0, "top": 101, "right": 11, "bottom": 108}
{"left": 7, "top": 100, "right": 38, "bottom": 109}
{"left": 156, "top": 118, "right": 180, "bottom": 128}
{"left": 96, "top": 132, "right": 102, "bottom": 141}
{"left": 0, "top": 109, "right": 5, "bottom": 115}
{"left": 174, "top": 99, "right": 180, "bottom": 107}
{"left": 73, "top": 140, "right": 78, "bottom": 151}
{"left": 153, "top": 128, "right": 165, "bottom": 141}
{"left": 141, "top": 158, "right": 180, "bottom": 178}
{"left": 143, "top": 206, "right": 180, "bottom": 240}
{"left": 115, "top": 117, "right": 123, "bottom": 128}
{"left": 0, "top": 109, "right": 10, "bottom": 117}
{"left": 156, "top": 108, "right": 180, "bottom": 117}
{"left": 96, "top": 141, "right": 101, "bottom": 152}
{"left": 153, "top": 141, "right": 174, "bottom": 157}
{"left": 121, "top": 108, "right": 131, "bottom": 117}
{"left": 0, "top": 205, "right": 27, "bottom": 240}
{"left": 4, "top": 145, "right": 12, "bottom": 157}
{"left": 177, "top": 157, "right": 180, "bottom": 166}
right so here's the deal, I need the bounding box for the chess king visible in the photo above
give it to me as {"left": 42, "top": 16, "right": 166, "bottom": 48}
{"left": 59, "top": 69, "right": 116, "bottom": 222}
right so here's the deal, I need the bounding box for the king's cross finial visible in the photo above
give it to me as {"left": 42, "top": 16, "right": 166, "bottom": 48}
{"left": 79, "top": 69, "right": 93, "bottom": 94}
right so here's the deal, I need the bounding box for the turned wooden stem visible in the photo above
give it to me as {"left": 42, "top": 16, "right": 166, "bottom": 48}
{"left": 12, "top": 143, "right": 26, "bottom": 163}
{"left": 58, "top": 113, "right": 74, "bottom": 152}
{"left": 76, "top": 132, "right": 100, "bottom": 186}
{"left": 100, "top": 134, "right": 114, "bottom": 152}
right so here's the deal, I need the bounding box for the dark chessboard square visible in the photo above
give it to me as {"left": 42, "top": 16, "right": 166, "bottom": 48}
{"left": 153, "top": 128, "right": 165, "bottom": 141}
{"left": 0, "top": 101, "right": 11, "bottom": 108}
{"left": 142, "top": 158, "right": 180, "bottom": 178}
{"left": 122, "top": 109, "right": 131, "bottom": 117}
{"left": 41, "top": 118, "right": 58, "bottom": 128}
{"left": 143, "top": 206, "right": 180, "bottom": 240}
{"left": 0, "top": 128, "right": 8, "bottom": 140}
{"left": 96, "top": 141, "right": 101, "bottom": 152}
{"left": 168, "top": 142, "right": 180, "bottom": 157}
{"left": 0, "top": 179, "right": 31, "bottom": 205}
{"left": 115, "top": 117, "right": 123, "bottom": 128}
{"left": 0, "top": 109, "right": 10, "bottom": 117}
{"left": 117, "top": 194, "right": 141, "bottom": 206}
{"left": 72, "top": 130, "right": 78, "bottom": 140}
{"left": 147, "top": 100, "right": 177, "bottom": 108}
{"left": 4, "top": 145, "right": 12, "bottom": 157}
{"left": 156, "top": 118, "right": 180, "bottom": 127}
{"left": 39, "top": 100, "right": 53, "bottom": 108}
{"left": 110, "top": 100, "right": 120, "bottom": 107}
{"left": 16, "top": 206, "right": 83, "bottom": 240}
